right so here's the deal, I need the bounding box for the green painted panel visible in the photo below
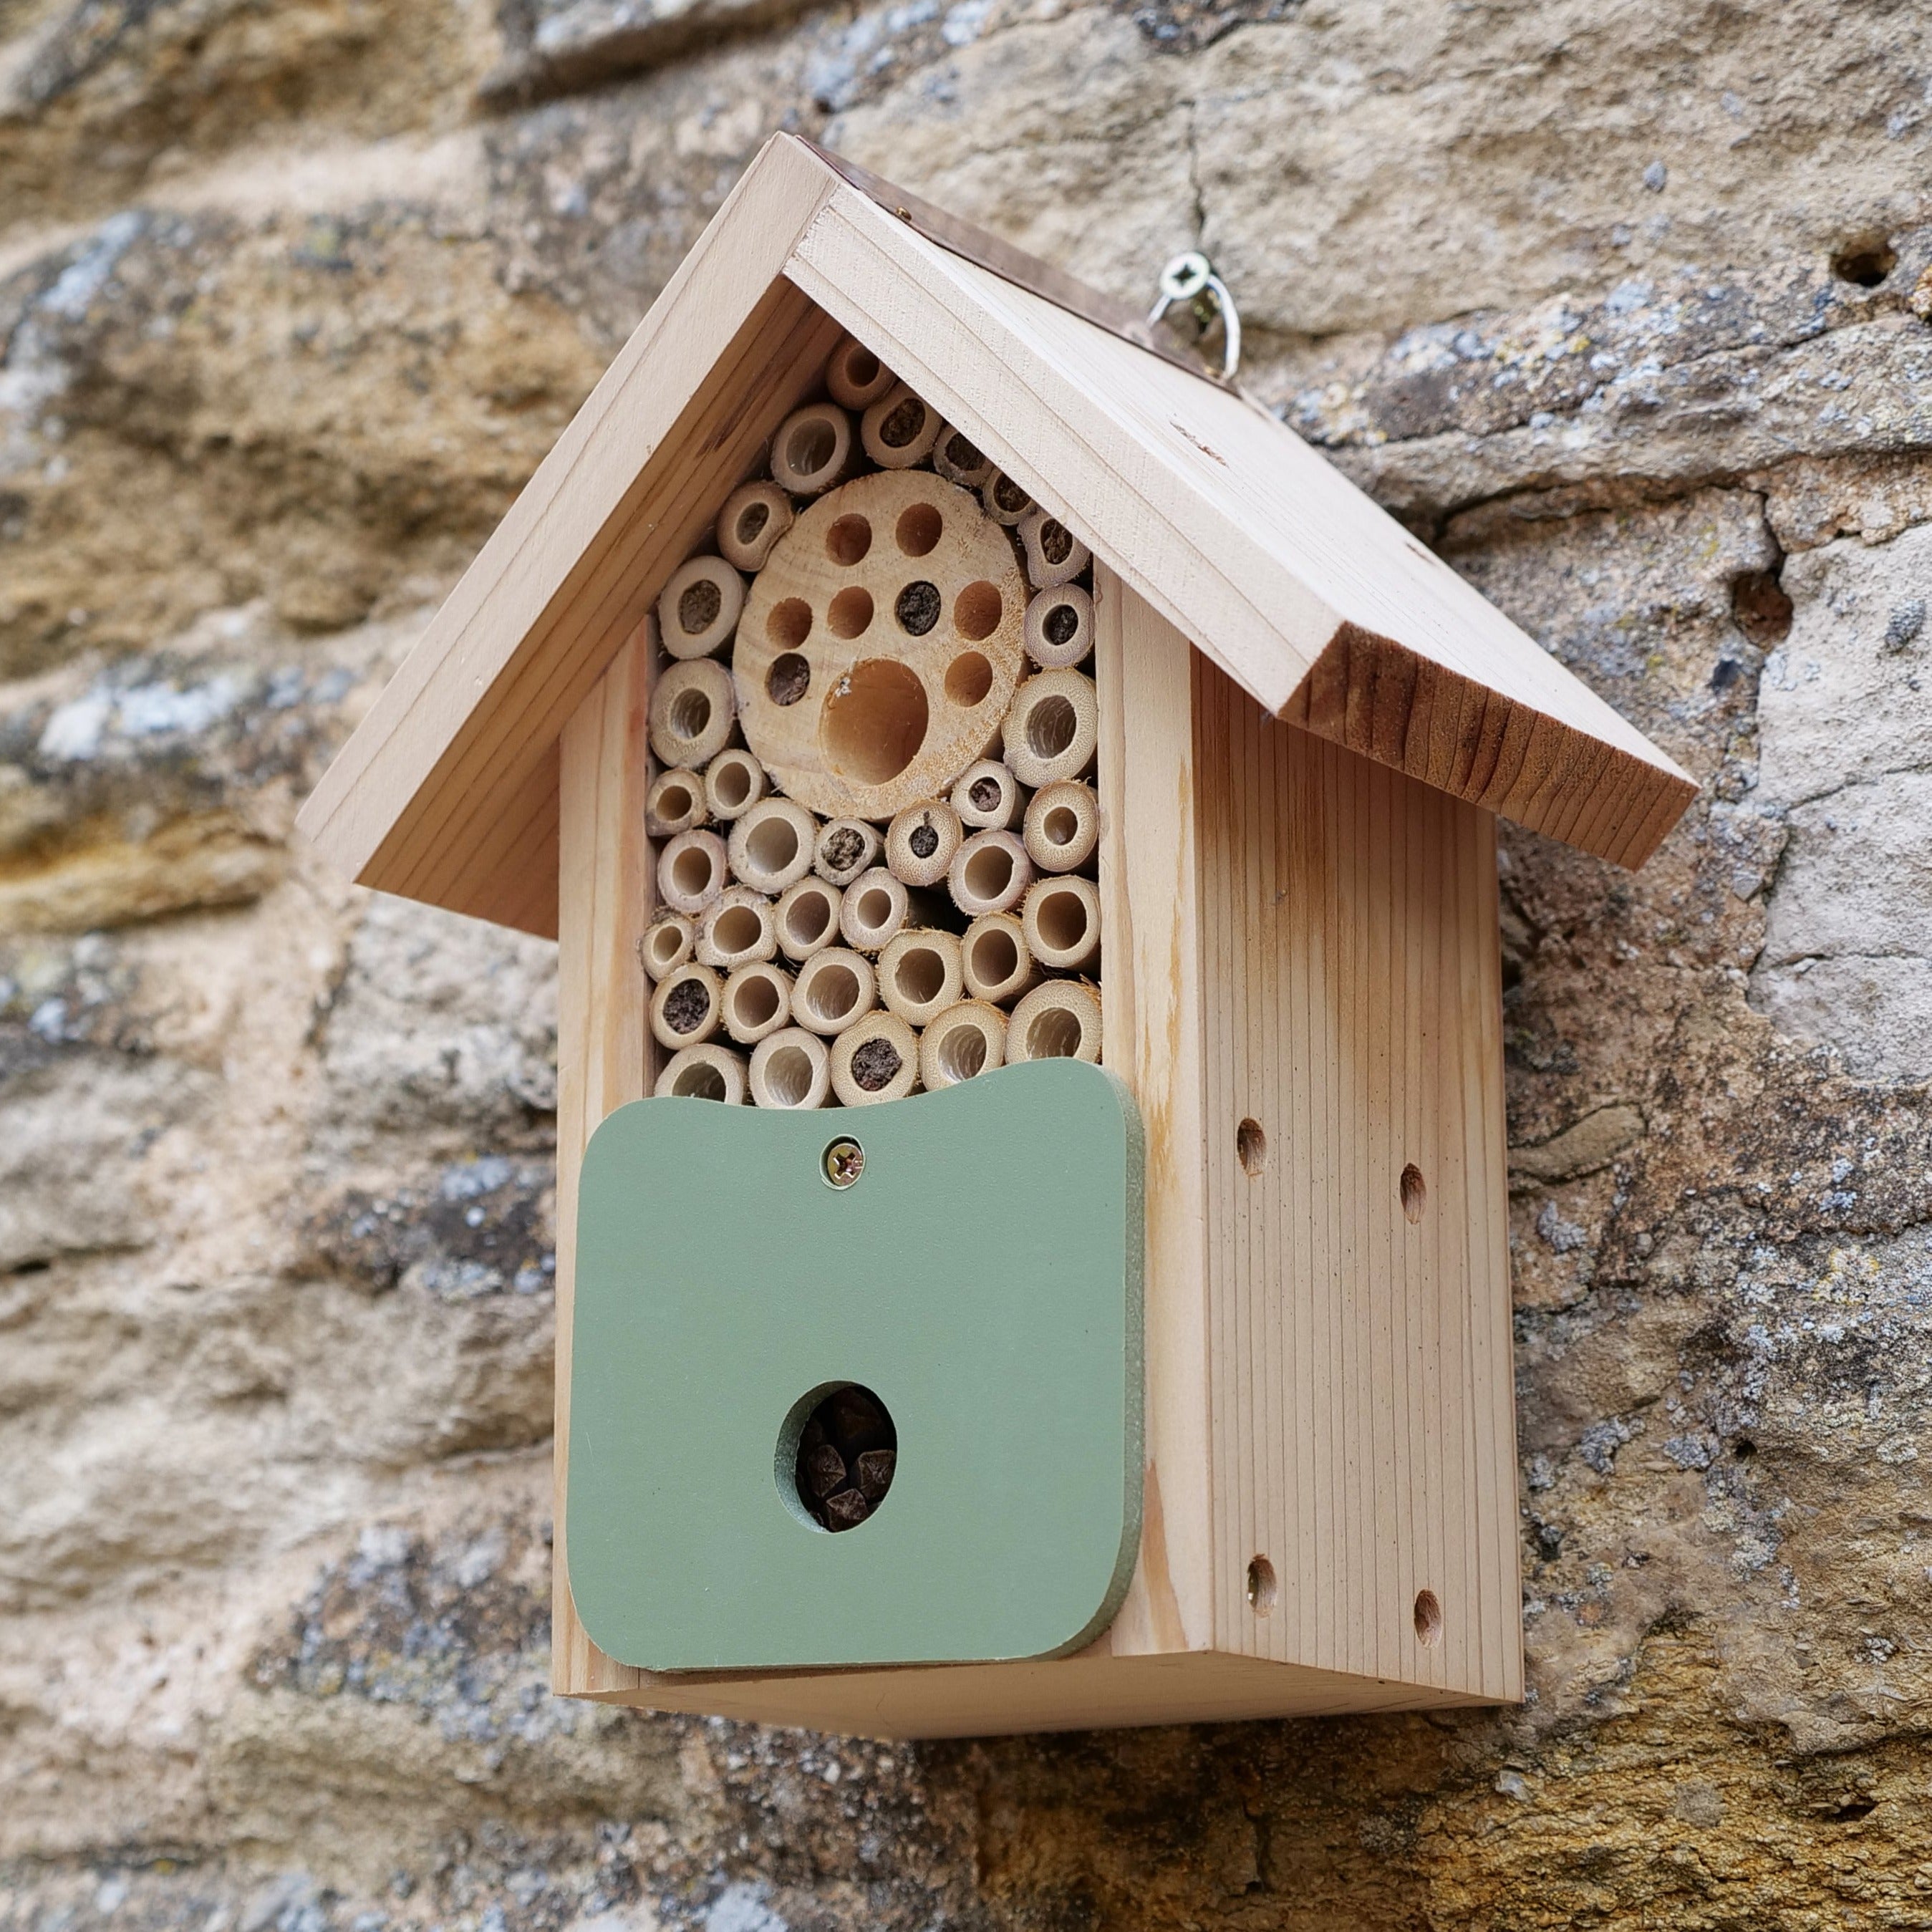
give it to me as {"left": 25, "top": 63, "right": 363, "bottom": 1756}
{"left": 568, "top": 1058, "right": 1144, "bottom": 1671}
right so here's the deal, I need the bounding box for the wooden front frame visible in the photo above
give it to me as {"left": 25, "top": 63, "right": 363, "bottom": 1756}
{"left": 549, "top": 564, "right": 1520, "bottom": 1737}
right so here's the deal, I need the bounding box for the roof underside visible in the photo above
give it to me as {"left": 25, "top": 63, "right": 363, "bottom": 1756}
{"left": 296, "top": 135, "right": 1695, "bottom": 938}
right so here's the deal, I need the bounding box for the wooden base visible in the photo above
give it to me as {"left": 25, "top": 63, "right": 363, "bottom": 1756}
{"left": 571, "top": 1648, "right": 1491, "bottom": 1741}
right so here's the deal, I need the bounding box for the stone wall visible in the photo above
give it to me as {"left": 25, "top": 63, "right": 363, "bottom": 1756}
{"left": 2, "top": 1, "right": 1929, "bottom": 1925}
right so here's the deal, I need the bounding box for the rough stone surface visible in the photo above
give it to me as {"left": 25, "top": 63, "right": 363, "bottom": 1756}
{"left": 3, "top": 0, "right": 1931, "bottom": 1926}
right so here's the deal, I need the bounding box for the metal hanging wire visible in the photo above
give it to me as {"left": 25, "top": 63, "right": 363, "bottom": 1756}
{"left": 1148, "top": 251, "right": 1242, "bottom": 382}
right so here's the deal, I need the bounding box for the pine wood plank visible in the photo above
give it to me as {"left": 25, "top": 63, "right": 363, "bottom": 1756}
{"left": 1091, "top": 568, "right": 1213, "bottom": 1657}
{"left": 1191, "top": 670, "right": 1520, "bottom": 1701}
{"left": 554, "top": 632, "right": 656, "bottom": 1696}
{"left": 575, "top": 1648, "right": 1493, "bottom": 1742}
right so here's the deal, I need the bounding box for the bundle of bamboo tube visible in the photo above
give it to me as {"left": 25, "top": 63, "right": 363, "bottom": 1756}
{"left": 637, "top": 334, "right": 1105, "bottom": 1109}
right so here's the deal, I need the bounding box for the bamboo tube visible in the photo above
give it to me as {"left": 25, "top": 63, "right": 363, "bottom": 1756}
{"left": 792, "top": 947, "right": 878, "bottom": 1036}
{"left": 727, "top": 797, "right": 817, "bottom": 894}
{"left": 948, "top": 828, "right": 1033, "bottom": 919}
{"left": 931, "top": 422, "right": 994, "bottom": 489}
{"left": 1023, "top": 584, "right": 1094, "bottom": 670}
{"left": 1006, "top": 980, "right": 1102, "bottom": 1066}
{"left": 960, "top": 910, "right": 1037, "bottom": 1005}
{"left": 639, "top": 912, "right": 695, "bottom": 981}
{"left": 919, "top": 999, "right": 1008, "bottom": 1089}
{"left": 649, "top": 960, "right": 723, "bottom": 1051}
{"left": 717, "top": 481, "right": 794, "bottom": 572}
{"left": 1023, "top": 780, "right": 1099, "bottom": 874}
{"left": 861, "top": 382, "right": 941, "bottom": 469}
{"left": 884, "top": 798, "right": 962, "bottom": 889}
{"left": 657, "top": 828, "right": 728, "bottom": 916}
{"left": 696, "top": 884, "right": 778, "bottom": 970}
{"left": 839, "top": 866, "right": 907, "bottom": 952}
{"left": 703, "top": 746, "right": 768, "bottom": 821}
{"left": 950, "top": 758, "right": 1025, "bottom": 830}
{"left": 814, "top": 817, "right": 883, "bottom": 888}
{"left": 878, "top": 927, "right": 964, "bottom": 1028}
{"left": 775, "top": 876, "right": 842, "bottom": 962}
{"left": 648, "top": 658, "right": 735, "bottom": 769}
{"left": 771, "top": 402, "right": 854, "bottom": 496}
{"left": 645, "top": 767, "right": 707, "bottom": 837}
{"left": 722, "top": 959, "right": 793, "bottom": 1045}
{"left": 1003, "top": 668, "right": 1098, "bottom": 787}
{"left": 1018, "top": 508, "right": 1091, "bottom": 590}
{"left": 749, "top": 1027, "right": 831, "bottom": 1109}
{"left": 982, "top": 469, "right": 1033, "bottom": 526}
{"left": 1020, "top": 874, "right": 1101, "bottom": 972}
{"left": 657, "top": 554, "right": 745, "bottom": 660}
{"left": 655, "top": 1040, "right": 749, "bottom": 1103}
{"left": 830, "top": 1010, "right": 919, "bottom": 1106}
{"left": 826, "top": 335, "right": 894, "bottom": 410}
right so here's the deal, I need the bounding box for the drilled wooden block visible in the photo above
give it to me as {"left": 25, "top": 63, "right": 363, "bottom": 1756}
{"left": 733, "top": 470, "right": 1027, "bottom": 821}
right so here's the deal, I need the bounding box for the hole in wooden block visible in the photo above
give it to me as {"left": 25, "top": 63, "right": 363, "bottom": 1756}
{"left": 896, "top": 502, "right": 942, "bottom": 556}
{"left": 1414, "top": 1588, "right": 1443, "bottom": 1646}
{"left": 1246, "top": 1555, "right": 1277, "bottom": 1615}
{"left": 767, "top": 652, "right": 811, "bottom": 707}
{"left": 1401, "top": 1163, "right": 1427, "bottom": 1223}
{"left": 826, "top": 514, "right": 872, "bottom": 566}
{"left": 783, "top": 1382, "right": 898, "bottom": 1532}
{"left": 895, "top": 580, "right": 942, "bottom": 636}
{"left": 1025, "top": 692, "right": 1077, "bottom": 760}
{"left": 822, "top": 657, "right": 929, "bottom": 786}
{"left": 955, "top": 580, "right": 1003, "bottom": 642}
{"left": 768, "top": 598, "right": 812, "bottom": 650}
{"left": 828, "top": 586, "right": 875, "bottom": 639}
{"left": 1237, "top": 1117, "right": 1267, "bottom": 1178}
{"left": 945, "top": 650, "right": 993, "bottom": 707}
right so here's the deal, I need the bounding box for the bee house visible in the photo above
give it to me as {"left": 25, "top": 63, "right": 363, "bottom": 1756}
{"left": 298, "top": 135, "right": 1695, "bottom": 1738}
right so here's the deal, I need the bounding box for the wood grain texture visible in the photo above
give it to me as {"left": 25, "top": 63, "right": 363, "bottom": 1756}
{"left": 553, "top": 632, "right": 656, "bottom": 1697}
{"left": 301, "top": 134, "right": 1689, "bottom": 941}
{"left": 571, "top": 1648, "right": 1492, "bottom": 1742}
{"left": 785, "top": 182, "right": 1693, "bottom": 869}
{"left": 1092, "top": 569, "right": 1212, "bottom": 1658}
{"left": 1192, "top": 663, "right": 1521, "bottom": 1703}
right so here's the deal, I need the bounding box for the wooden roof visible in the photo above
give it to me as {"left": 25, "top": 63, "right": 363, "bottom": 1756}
{"left": 296, "top": 134, "right": 1694, "bottom": 937}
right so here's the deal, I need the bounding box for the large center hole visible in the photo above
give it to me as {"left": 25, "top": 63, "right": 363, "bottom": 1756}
{"left": 822, "top": 658, "right": 929, "bottom": 786}
{"left": 787, "top": 1383, "right": 897, "bottom": 1530}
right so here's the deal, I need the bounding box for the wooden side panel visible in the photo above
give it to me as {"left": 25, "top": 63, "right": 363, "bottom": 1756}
{"left": 1092, "top": 569, "right": 1212, "bottom": 1658}
{"left": 1193, "top": 666, "right": 1520, "bottom": 1702}
{"left": 554, "top": 632, "right": 657, "bottom": 1697}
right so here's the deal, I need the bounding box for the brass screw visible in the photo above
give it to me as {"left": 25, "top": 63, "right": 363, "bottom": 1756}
{"left": 823, "top": 1138, "right": 864, "bottom": 1189}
